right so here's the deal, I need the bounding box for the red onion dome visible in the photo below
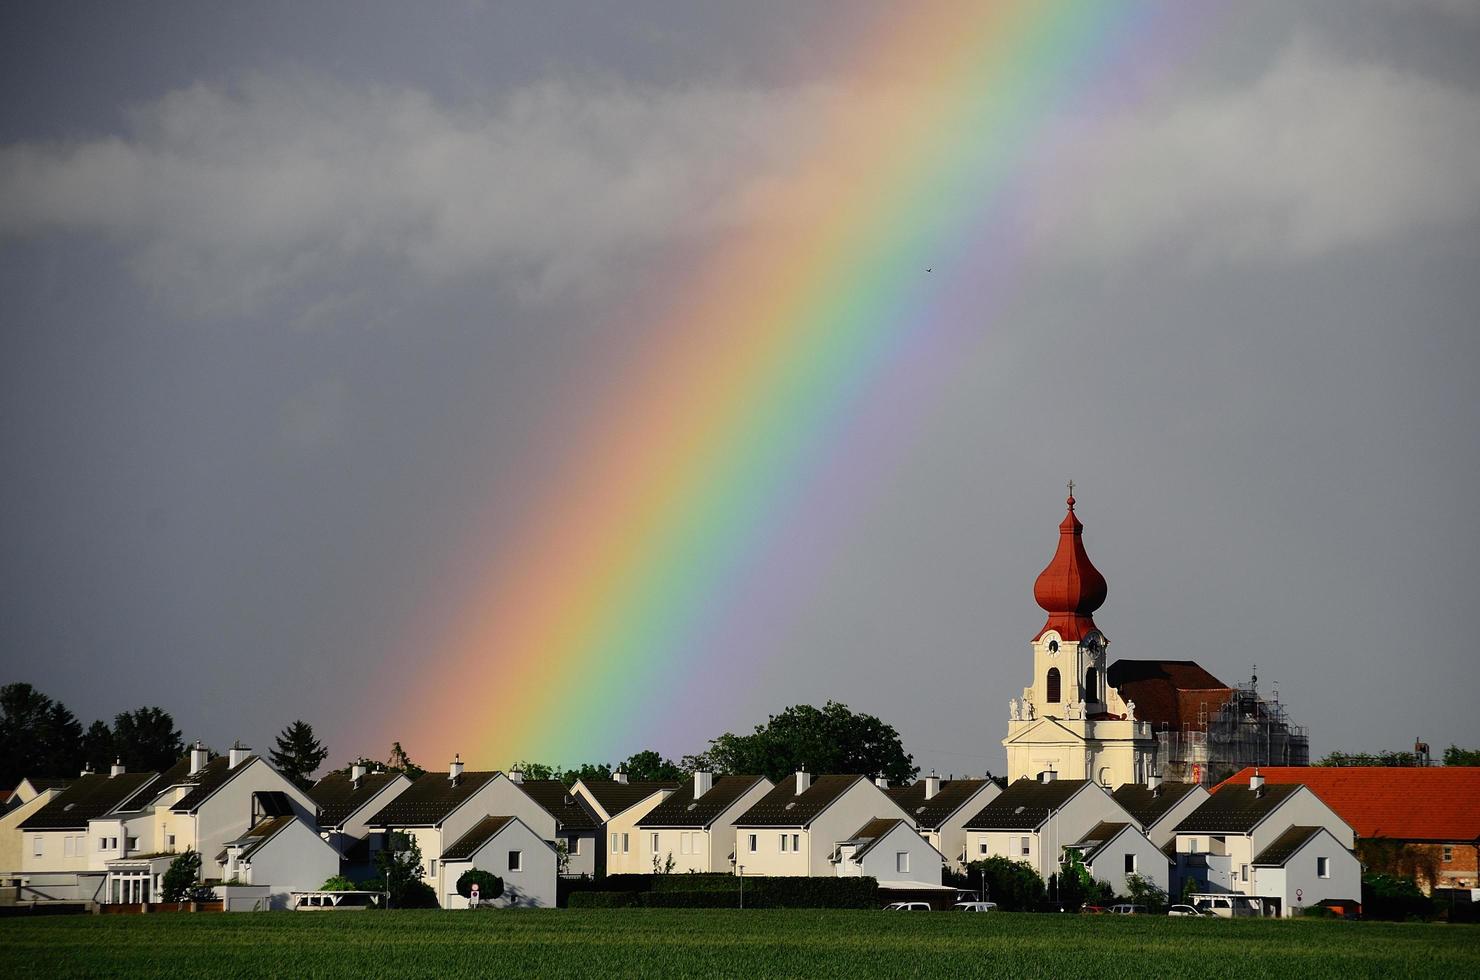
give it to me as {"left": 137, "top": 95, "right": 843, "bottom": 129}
{"left": 1033, "top": 494, "right": 1107, "bottom": 641}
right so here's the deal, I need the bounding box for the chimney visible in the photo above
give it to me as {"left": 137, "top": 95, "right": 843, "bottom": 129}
{"left": 110, "top": 758, "right": 126, "bottom": 778}
{"left": 228, "top": 741, "right": 250, "bottom": 769}
{"left": 350, "top": 762, "right": 367, "bottom": 786}
{"left": 613, "top": 770, "right": 628, "bottom": 785}
{"left": 449, "top": 753, "right": 464, "bottom": 784}
{"left": 189, "top": 740, "right": 209, "bottom": 775}
{"left": 1146, "top": 771, "right": 1161, "bottom": 794}
{"left": 80, "top": 763, "right": 94, "bottom": 778}
{"left": 509, "top": 768, "right": 524, "bottom": 784}
{"left": 1249, "top": 768, "right": 1265, "bottom": 796}
{"left": 874, "top": 776, "right": 889, "bottom": 789}
{"left": 694, "top": 770, "right": 713, "bottom": 799}
{"left": 924, "top": 774, "right": 942, "bottom": 800}
{"left": 795, "top": 770, "right": 811, "bottom": 795}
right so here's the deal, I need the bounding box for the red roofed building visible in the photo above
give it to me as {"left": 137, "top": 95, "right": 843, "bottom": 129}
{"left": 1218, "top": 767, "right": 1480, "bottom": 892}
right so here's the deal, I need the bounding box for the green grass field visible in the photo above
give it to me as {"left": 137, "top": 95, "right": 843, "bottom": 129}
{"left": 3, "top": 909, "right": 1476, "bottom": 978}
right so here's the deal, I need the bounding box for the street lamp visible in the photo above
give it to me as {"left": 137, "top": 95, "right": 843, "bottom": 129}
{"left": 738, "top": 866, "right": 745, "bottom": 909}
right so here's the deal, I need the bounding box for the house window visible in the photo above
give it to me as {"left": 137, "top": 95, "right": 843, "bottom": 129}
{"left": 748, "top": 834, "right": 757, "bottom": 853}
{"left": 167, "top": 834, "right": 176, "bottom": 849}
{"left": 1124, "top": 854, "right": 1136, "bottom": 874}
{"left": 1188, "top": 838, "right": 1199, "bottom": 854}
{"left": 1241, "top": 864, "right": 1249, "bottom": 882}
{"left": 1046, "top": 668, "right": 1061, "bottom": 703}
{"left": 1020, "top": 837, "right": 1031, "bottom": 857}
{"left": 979, "top": 842, "right": 988, "bottom": 856}
{"left": 126, "top": 837, "right": 138, "bottom": 851}
{"left": 99, "top": 837, "right": 107, "bottom": 851}
{"left": 508, "top": 850, "right": 522, "bottom": 872}
{"left": 570, "top": 837, "right": 581, "bottom": 855}
{"left": 896, "top": 852, "right": 910, "bottom": 874}
{"left": 1443, "top": 846, "right": 1453, "bottom": 862}
{"left": 1317, "top": 856, "right": 1330, "bottom": 879}
{"left": 651, "top": 833, "right": 660, "bottom": 853}
{"left": 621, "top": 833, "right": 630, "bottom": 854}
{"left": 611, "top": 833, "right": 619, "bottom": 853}
{"left": 33, "top": 836, "right": 43, "bottom": 857}
{"left": 779, "top": 834, "right": 789, "bottom": 853}
{"left": 791, "top": 834, "right": 800, "bottom": 853}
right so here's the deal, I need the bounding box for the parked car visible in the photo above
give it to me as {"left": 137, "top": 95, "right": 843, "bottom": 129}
{"left": 1108, "top": 904, "right": 1147, "bottom": 915}
{"left": 1167, "top": 905, "right": 1210, "bottom": 917}
{"left": 952, "top": 902, "right": 998, "bottom": 912}
{"left": 1080, "top": 905, "right": 1107, "bottom": 914}
{"left": 1191, "top": 895, "right": 1262, "bottom": 918}
{"left": 883, "top": 902, "right": 933, "bottom": 911}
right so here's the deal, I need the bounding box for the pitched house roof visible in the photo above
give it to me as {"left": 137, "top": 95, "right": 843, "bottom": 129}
{"left": 1252, "top": 825, "right": 1327, "bottom": 867}
{"left": 845, "top": 818, "right": 909, "bottom": 860}
{"left": 441, "top": 815, "right": 517, "bottom": 861}
{"left": 517, "top": 780, "right": 601, "bottom": 831}
{"left": 1105, "top": 660, "right": 1234, "bottom": 731}
{"left": 1071, "top": 821, "right": 1132, "bottom": 864}
{"left": 170, "top": 756, "right": 265, "bottom": 813}
{"left": 118, "top": 756, "right": 193, "bottom": 812}
{"left": 366, "top": 771, "right": 498, "bottom": 827}
{"left": 578, "top": 780, "right": 679, "bottom": 819}
{"left": 25, "top": 778, "right": 73, "bottom": 792}
{"left": 17, "top": 772, "right": 160, "bottom": 830}
{"left": 639, "top": 776, "right": 767, "bottom": 829}
{"left": 885, "top": 779, "right": 992, "bottom": 830}
{"left": 309, "top": 771, "right": 406, "bottom": 828}
{"left": 1111, "top": 782, "right": 1202, "bottom": 828}
{"left": 227, "top": 815, "right": 297, "bottom": 861}
{"left": 1173, "top": 783, "right": 1302, "bottom": 834}
{"left": 736, "top": 775, "right": 869, "bottom": 828}
{"left": 1217, "top": 767, "right": 1480, "bottom": 843}
{"left": 963, "top": 778, "right": 1091, "bottom": 831}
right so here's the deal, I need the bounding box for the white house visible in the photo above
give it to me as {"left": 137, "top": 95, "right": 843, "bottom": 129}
{"left": 1, "top": 778, "right": 72, "bottom": 876}
{"left": 438, "top": 815, "right": 557, "bottom": 909}
{"left": 19, "top": 765, "right": 161, "bottom": 878}
{"left": 636, "top": 773, "right": 773, "bottom": 874}
{"left": 1068, "top": 820, "right": 1171, "bottom": 895}
{"left": 1171, "top": 773, "right": 1359, "bottom": 916}
{"left": 572, "top": 775, "right": 679, "bottom": 876}
{"left": 885, "top": 775, "right": 1001, "bottom": 872}
{"left": 507, "top": 775, "right": 603, "bottom": 878}
{"left": 1111, "top": 777, "right": 1209, "bottom": 849}
{"left": 365, "top": 758, "right": 558, "bottom": 906}
{"left": 219, "top": 815, "right": 341, "bottom": 909}
{"left": 308, "top": 764, "right": 413, "bottom": 879}
{"left": 731, "top": 772, "right": 916, "bottom": 878}
{"left": 833, "top": 817, "right": 945, "bottom": 888}
{"left": 962, "top": 775, "right": 1138, "bottom": 881}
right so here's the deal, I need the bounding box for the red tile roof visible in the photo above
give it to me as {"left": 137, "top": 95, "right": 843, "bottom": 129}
{"left": 1217, "top": 767, "right": 1480, "bottom": 842}
{"left": 1105, "top": 660, "right": 1234, "bottom": 731}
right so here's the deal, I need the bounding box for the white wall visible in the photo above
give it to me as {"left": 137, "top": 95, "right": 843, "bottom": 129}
{"left": 0, "top": 789, "right": 61, "bottom": 874}
{"left": 239, "top": 820, "right": 342, "bottom": 910}
{"left": 441, "top": 818, "right": 557, "bottom": 909}
{"left": 1250, "top": 788, "right": 1355, "bottom": 852}
{"left": 935, "top": 782, "right": 1001, "bottom": 871}
{"left": 1256, "top": 830, "right": 1361, "bottom": 916}
{"left": 1142, "top": 786, "right": 1210, "bottom": 848}
{"left": 191, "top": 758, "right": 317, "bottom": 880}
{"left": 1085, "top": 827, "right": 1170, "bottom": 895}
{"left": 843, "top": 823, "right": 943, "bottom": 887}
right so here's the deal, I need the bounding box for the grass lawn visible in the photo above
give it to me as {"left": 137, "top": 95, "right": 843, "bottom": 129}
{"left": 4, "top": 909, "right": 1477, "bottom": 978}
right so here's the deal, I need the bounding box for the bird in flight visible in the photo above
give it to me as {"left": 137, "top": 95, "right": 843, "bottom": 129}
{"left": 925, "top": 267, "right": 932, "bottom": 273}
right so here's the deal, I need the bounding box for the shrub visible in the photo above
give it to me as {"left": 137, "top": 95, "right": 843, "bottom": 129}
{"left": 569, "top": 891, "right": 640, "bottom": 908}
{"left": 1123, "top": 874, "right": 1169, "bottom": 914}
{"left": 652, "top": 873, "right": 741, "bottom": 893}
{"left": 320, "top": 876, "right": 358, "bottom": 892}
{"left": 161, "top": 850, "right": 203, "bottom": 903}
{"left": 456, "top": 868, "right": 505, "bottom": 902}
{"left": 964, "top": 857, "right": 1046, "bottom": 912}
{"left": 398, "top": 879, "right": 440, "bottom": 909}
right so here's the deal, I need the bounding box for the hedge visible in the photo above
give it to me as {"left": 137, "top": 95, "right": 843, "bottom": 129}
{"left": 567, "top": 876, "right": 881, "bottom": 909}
{"left": 652, "top": 874, "right": 743, "bottom": 894}
{"left": 568, "top": 892, "right": 640, "bottom": 908}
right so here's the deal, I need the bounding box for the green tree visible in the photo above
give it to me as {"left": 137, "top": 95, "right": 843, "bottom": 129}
{"left": 1443, "top": 745, "right": 1480, "bottom": 766}
{"left": 964, "top": 857, "right": 1046, "bottom": 912}
{"left": 622, "top": 750, "right": 684, "bottom": 782}
{"left": 1315, "top": 750, "right": 1422, "bottom": 767}
{"left": 161, "top": 850, "right": 203, "bottom": 902}
{"left": 386, "top": 742, "right": 426, "bottom": 779}
{"left": 0, "top": 683, "right": 85, "bottom": 784}
{"left": 511, "top": 761, "right": 559, "bottom": 781}
{"left": 80, "top": 719, "right": 117, "bottom": 773}
{"left": 1124, "top": 874, "right": 1169, "bottom": 913}
{"left": 561, "top": 762, "right": 614, "bottom": 786}
{"left": 1357, "top": 838, "right": 1441, "bottom": 892}
{"left": 1054, "top": 848, "right": 1096, "bottom": 912}
{"left": 270, "top": 720, "right": 330, "bottom": 787}
{"left": 375, "top": 831, "right": 430, "bottom": 908}
{"left": 112, "top": 707, "right": 183, "bottom": 773}
{"left": 697, "top": 701, "right": 917, "bottom": 784}
{"left": 456, "top": 868, "right": 505, "bottom": 903}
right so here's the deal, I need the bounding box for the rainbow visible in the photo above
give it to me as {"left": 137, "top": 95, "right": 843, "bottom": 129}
{"left": 376, "top": 1, "right": 1213, "bottom": 766}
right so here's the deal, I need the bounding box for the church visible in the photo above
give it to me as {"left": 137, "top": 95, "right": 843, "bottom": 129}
{"left": 1003, "top": 489, "right": 1308, "bottom": 787}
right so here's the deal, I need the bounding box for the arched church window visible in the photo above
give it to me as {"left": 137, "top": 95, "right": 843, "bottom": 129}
{"left": 1046, "top": 668, "right": 1061, "bottom": 703}
{"left": 1085, "top": 667, "right": 1098, "bottom": 702}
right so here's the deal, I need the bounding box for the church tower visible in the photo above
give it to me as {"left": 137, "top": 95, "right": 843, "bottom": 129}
{"left": 1003, "top": 488, "right": 1155, "bottom": 785}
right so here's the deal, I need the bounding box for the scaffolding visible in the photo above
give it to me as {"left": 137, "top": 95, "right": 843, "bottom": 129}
{"left": 1154, "top": 675, "right": 1309, "bottom": 787}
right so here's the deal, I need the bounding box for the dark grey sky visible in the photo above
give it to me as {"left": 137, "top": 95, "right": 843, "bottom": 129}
{"left": 2, "top": 1, "right": 1478, "bottom": 775}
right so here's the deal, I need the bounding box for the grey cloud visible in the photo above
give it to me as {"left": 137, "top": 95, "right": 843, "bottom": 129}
{"left": 0, "top": 76, "right": 837, "bottom": 317}
{"left": 1026, "top": 42, "right": 1480, "bottom": 265}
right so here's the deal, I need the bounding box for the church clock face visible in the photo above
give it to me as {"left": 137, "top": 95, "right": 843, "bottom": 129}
{"left": 1081, "top": 631, "right": 1102, "bottom": 655}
